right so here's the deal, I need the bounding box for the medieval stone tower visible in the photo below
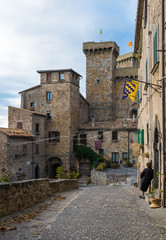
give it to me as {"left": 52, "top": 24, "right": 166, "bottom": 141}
{"left": 83, "top": 41, "right": 119, "bottom": 122}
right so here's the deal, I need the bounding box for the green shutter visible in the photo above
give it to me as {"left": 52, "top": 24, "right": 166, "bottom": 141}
{"left": 140, "top": 130, "right": 144, "bottom": 145}
{"left": 153, "top": 26, "right": 158, "bottom": 65}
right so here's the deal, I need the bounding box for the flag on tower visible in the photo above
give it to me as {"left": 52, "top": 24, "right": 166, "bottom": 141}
{"left": 128, "top": 41, "right": 132, "bottom": 47}
{"left": 122, "top": 80, "right": 139, "bottom": 102}
{"left": 100, "top": 28, "right": 102, "bottom": 35}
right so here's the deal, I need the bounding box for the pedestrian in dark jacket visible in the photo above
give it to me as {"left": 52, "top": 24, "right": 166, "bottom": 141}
{"left": 139, "top": 162, "right": 154, "bottom": 199}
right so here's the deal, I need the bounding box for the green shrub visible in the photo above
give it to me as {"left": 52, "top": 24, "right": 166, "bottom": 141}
{"left": 56, "top": 166, "right": 63, "bottom": 179}
{"left": 67, "top": 171, "right": 80, "bottom": 179}
{"left": 105, "top": 161, "right": 111, "bottom": 168}
{"left": 96, "top": 162, "right": 106, "bottom": 171}
{"left": 74, "top": 144, "right": 104, "bottom": 168}
{"left": 0, "top": 174, "right": 10, "bottom": 183}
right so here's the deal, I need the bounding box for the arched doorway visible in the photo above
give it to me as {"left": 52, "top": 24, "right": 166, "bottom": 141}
{"left": 48, "top": 157, "right": 61, "bottom": 178}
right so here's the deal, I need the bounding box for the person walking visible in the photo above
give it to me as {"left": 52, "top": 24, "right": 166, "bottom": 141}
{"left": 139, "top": 161, "right": 154, "bottom": 199}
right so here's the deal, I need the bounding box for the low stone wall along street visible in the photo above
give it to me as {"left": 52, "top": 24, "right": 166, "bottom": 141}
{"left": 0, "top": 178, "right": 78, "bottom": 218}
{"left": 91, "top": 170, "right": 126, "bottom": 185}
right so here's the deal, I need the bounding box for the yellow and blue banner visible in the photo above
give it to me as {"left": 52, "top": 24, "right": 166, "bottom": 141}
{"left": 122, "top": 80, "right": 139, "bottom": 102}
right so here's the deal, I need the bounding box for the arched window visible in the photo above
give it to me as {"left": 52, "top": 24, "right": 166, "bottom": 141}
{"left": 130, "top": 109, "right": 138, "bottom": 119}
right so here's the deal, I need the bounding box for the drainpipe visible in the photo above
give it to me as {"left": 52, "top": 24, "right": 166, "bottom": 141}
{"left": 161, "top": 0, "right": 165, "bottom": 207}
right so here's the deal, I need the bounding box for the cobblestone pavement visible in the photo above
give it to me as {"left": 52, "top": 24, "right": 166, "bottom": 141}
{"left": 1, "top": 185, "right": 166, "bottom": 240}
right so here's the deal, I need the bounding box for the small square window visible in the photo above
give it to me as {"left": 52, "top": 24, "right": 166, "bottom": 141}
{"left": 47, "top": 112, "right": 52, "bottom": 120}
{"left": 99, "top": 149, "right": 104, "bottom": 155}
{"left": 112, "top": 131, "right": 118, "bottom": 140}
{"left": 98, "top": 131, "right": 103, "bottom": 140}
{"left": 17, "top": 122, "right": 22, "bottom": 129}
{"left": 48, "top": 131, "right": 60, "bottom": 142}
{"left": 59, "top": 73, "right": 64, "bottom": 80}
{"left": 96, "top": 79, "right": 100, "bottom": 84}
{"left": 31, "top": 102, "right": 35, "bottom": 107}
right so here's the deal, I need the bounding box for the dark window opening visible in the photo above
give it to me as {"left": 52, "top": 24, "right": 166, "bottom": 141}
{"left": 46, "top": 92, "right": 52, "bottom": 101}
{"left": 17, "top": 122, "right": 22, "bottom": 129}
{"left": 144, "top": 0, "right": 147, "bottom": 28}
{"left": 49, "top": 131, "right": 60, "bottom": 142}
{"left": 47, "top": 112, "right": 52, "bottom": 120}
{"left": 122, "top": 152, "right": 128, "bottom": 160}
{"left": 98, "top": 131, "right": 103, "bottom": 140}
{"left": 22, "top": 144, "right": 27, "bottom": 153}
{"left": 47, "top": 73, "right": 52, "bottom": 82}
{"left": 131, "top": 109, "right": 138, "bottom": 119}
{"left": 112, "top": 131, "right": 118, "bottom": 140}
{"left": 96, "top": 79, "right": 100, "bottom": 84}
{"left": 35, "top": 144, "right": 39, "bottom": 154}
{"left": 35, "top": 123, "right": 39, "bottom": 133}
{"left": 99, "top": 149, "right": 104, "bottom": 155}
{"left": 80, "top": 134, "right": 87, "bottom": 145}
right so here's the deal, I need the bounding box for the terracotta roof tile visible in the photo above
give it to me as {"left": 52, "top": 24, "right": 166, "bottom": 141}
{"left": 0, "top": 128, "right": 34, "bottom": 137}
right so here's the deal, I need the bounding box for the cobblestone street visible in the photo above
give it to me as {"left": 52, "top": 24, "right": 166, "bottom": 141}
{"left": 1, "top": 183, "right": 166, "bottom": 240}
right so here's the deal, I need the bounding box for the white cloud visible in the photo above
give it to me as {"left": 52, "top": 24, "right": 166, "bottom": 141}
{"left": 0, "top": 0, "right": 137, "bottom": 127}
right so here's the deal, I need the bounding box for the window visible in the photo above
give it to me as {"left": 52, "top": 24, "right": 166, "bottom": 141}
{"left": 59, "top": 73, "right": 64, "bottom": 80}
{"left": 130, "top": 109, "right": 138, "bottom": 119}
{"left": 99, "top": 149, "right": 104, "bottom": 155}
{"left": 112, "top": 152, "right": 119, "bottom": 163}
{"left": 122, "top": 152, "right": 128, "bottom": 160}
{"left": 96, "top": 79, "right": 100, "bottom": 84}
{"left": 22, "top": 144, "right": 27, "bottom": 153}
{"left": 35, "top": 144, "right": 39, "bottom": 154}
{"left": 17, "top": 122, "right": 22, "bottom": 129}
{"left": 46, "top": 92, "right": 52, "bottom": 101}
{"left": 98, "top": 131, "right": 103, "bottom": 140}
{"left": 112, "top": 131, "right": 118, "bottom": 140}
{"left": 35, "top": 123, "right": 39, "bottom": 133}
{"left": 47, "top": 73, "right": 52, "bottom": 82}
{"left": 153, "top": 26, "right": 158, "bottom": 65}
{"left": 48, "top": 131, "right": 60, "bottom": 142}
{"left": 80, "top": 134, "right": 87, "bottom": 145}
{"left": 47, "top": 112, "right": 52, "bottom": 120}
{"left": 31, "top": 102, "right": 35, "bottom": 107}
{"left": 143, "top": 0, "right": 147, "bottom": 28}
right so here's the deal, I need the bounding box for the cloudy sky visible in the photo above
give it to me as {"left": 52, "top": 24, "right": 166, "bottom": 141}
{"left": 0, "top": 0, "right": 137, "bottom": 127}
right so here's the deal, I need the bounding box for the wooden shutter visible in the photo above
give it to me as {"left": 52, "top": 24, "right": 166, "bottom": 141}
{"left": 17, "top": 122, "right": 22, "bottom": 129}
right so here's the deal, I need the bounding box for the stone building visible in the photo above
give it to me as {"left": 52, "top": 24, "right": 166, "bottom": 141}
{"left": 0, "top": 41, "right": 139, "bottom": 181}
{"left": 134, "top": 0, "right": 166, "bottom": 204}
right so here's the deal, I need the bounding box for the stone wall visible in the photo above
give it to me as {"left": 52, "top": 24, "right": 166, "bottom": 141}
{"left": 0, "top": 178, "right": 78, "bottom": 218}
{"left": 91, "top": 170, "right": 126, "bottom": 185}
{"left": 0, "top": 133, "right": 8, "bottom": 178}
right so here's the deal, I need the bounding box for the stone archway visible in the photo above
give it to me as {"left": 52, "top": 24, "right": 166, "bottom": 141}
{"left": 48, "top": 157, "right": 61, "bottom": 179}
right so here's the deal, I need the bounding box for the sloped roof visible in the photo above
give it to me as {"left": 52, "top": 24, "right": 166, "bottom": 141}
{"left": 0, "top": 128, "right": 34, "bottom": 137}
{"left": 9, "top": 106, "right": 46, "bottom": 117}
{"left": 79, "top": 119, "right": 137, "bottom": 131}
{"left": 19, "top": 85, "right": 41, "bottom": 94}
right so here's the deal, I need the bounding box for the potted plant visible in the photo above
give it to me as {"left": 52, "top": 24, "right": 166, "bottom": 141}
{"left": 149, "top": 187, "right": 162, "bottom": 208}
